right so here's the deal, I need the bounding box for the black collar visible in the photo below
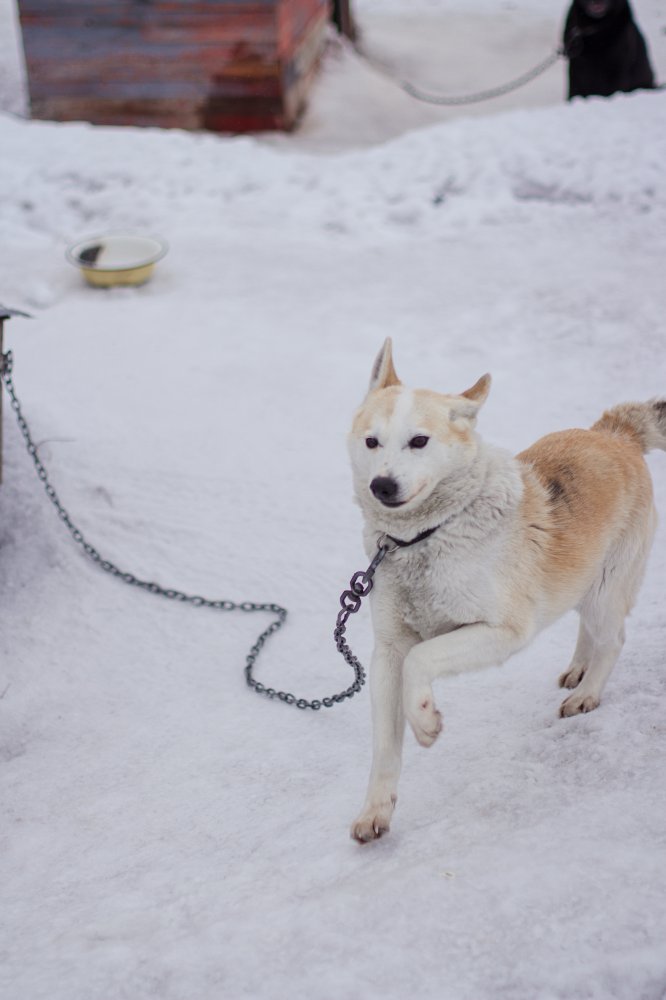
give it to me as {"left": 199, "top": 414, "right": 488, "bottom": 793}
{"left": 385, "top": 524, "right": 440, "bottom": 549}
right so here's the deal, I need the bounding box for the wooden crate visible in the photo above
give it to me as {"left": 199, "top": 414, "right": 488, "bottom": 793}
{"left": 17, "top": 0, "right": 331, "bottom": 132}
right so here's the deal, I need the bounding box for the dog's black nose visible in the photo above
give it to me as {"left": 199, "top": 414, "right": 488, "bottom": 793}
{"left": 370, "top": 476, "right": 400, "bottom": 505}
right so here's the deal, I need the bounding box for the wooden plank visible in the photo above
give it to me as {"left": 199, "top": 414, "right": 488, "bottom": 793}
{"left": 20, "top": 8, "right": 276, "bottom": 32}
{"left": 29, "top": 71, "right": 281, "bottom": 103}
{"left": 31, "top": 97, "right": 207, "bottom": 130}
{"left": 20, "top": 16, "right": 278, "bottom": 50}
{"left": 26, "top": 39, "right": 277, "bottom": 71}
{"left": 22, "top": 46, "right": 277, "bottom": 88}
{"left": 142, "top": 21, "right": 276, "bottom": 44}
{"left": 27, "top": 95, "right": 285, "bottom": 133}
{"left": 201, "top": 92, "right": 284, "bottom": 130}
{"left": 20, "top": 1, "right": 275, "bottom": 12}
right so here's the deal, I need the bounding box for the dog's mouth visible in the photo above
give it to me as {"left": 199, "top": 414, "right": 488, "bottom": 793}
{"left": 583, "top": 0, "right": 611, "bottom": 17}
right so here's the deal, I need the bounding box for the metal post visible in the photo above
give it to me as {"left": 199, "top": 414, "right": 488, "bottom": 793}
{"left": 0, "top": 313, "right": 3, "bottom": 485}
{"left": 0, "top": 305, "right": 31, "bottom": 485}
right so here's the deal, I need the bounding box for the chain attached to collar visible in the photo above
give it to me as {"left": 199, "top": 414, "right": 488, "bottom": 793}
{"left": 330, "top": 522, "right": 441, "bottom": 700}
{"left": 0, "top": 348, "right": 402, "bottom": 712}
{"left": 332, "top": 540, "right": 392, "bottom": 702}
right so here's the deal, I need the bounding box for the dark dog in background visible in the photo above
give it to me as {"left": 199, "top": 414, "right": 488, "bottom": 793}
{"left": 563, "top": 0, "right": 655, "bottom": 99}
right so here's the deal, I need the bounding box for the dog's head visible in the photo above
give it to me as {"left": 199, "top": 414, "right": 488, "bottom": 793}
{"left": 348, "top": 339, "right": 490, "bottom": 518}
{"left": 574, "top": 0, "right": 624, "bottom": 19}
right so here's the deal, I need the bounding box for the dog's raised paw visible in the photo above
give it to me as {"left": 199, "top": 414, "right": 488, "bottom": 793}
{"left": 559, "top": 691, "right": 600, "bottom": 717}
{"left": 407, "top": 697, "right": 443, "bottom": 748}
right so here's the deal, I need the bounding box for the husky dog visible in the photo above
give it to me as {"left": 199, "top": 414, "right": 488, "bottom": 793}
{"left": 563, "top": 0, "right": 655, "bottom": 100}
{"left": 348, "top": 339, "right": 665, "bottom": 842}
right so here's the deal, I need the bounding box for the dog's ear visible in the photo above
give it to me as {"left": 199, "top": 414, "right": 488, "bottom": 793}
{"left": 367, "top": 338, "right": 401, "bottom": 395}
{"left": 451, "top": 374, "right": 491, "bottom": 421}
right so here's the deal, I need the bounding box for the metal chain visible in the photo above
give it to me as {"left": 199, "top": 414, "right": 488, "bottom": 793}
{"left": 331, "top": 540, "right": 391, "bottom": 705}
{"left": 0, "top": 350, "right": 380, "bottom": 710}
{"left": 355, "top": 42, "right": 564, "bottom": 106}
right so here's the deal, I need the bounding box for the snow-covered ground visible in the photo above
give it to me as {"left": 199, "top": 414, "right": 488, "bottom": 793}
{"left": 1, "top": 2, "right": 666, "bottom": 998}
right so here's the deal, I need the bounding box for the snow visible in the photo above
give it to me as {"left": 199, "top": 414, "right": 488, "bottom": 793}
{"left": 1, "top": 0, "right": 666, "bottom": 998}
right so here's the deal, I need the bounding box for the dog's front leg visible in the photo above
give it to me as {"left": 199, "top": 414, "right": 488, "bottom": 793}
{"left": 351, "top": 633, "right": 417, "bottom": 843}
{"left": 403, "top": 623, "right": 530, "bottom": 747}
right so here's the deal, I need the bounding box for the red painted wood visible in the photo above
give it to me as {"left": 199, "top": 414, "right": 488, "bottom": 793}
{"left": 17, "top": 0, "right": 332, "bottom": 132}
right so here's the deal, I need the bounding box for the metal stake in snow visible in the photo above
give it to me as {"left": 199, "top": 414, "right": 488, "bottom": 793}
{"left": 0, "top": 321, "right": 368, "bottom": 711}
{"left": 0, "top": 305, "right": 31, "bottom": 485}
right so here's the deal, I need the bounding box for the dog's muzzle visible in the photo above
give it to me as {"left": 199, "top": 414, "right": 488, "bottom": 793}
{"left": 582, "top": 0, "right": 611, "bottom": 17}
{"left": 370, "top": 476, "right": 403, "bottom": 507}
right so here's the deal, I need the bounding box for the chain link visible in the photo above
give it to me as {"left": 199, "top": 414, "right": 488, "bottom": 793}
{"left": 0, "top": 350, "right": 381, "bottom": 710}
{"left": 330, "top": 541, "right": 390, "bottom": 708}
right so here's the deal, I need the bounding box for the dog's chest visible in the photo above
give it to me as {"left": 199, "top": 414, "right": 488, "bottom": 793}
{"left": 391, "top": 540, "right": 498, "bottom": 640}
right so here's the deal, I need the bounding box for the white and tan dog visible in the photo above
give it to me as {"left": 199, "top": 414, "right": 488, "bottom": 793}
{"left": 349, "top": 339, "right": 665, "bottom": 843}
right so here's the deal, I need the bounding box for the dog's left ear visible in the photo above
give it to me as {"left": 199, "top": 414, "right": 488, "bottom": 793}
{"left": 367, "top": 337, "right": 401, "bottom": 396}
{"left": 451, "top": 373, "right": 492, "bottom": 421}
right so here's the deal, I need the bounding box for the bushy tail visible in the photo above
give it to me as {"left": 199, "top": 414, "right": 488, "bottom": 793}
{"left": 592, "top": 399, "right": 666, "bottom": 454}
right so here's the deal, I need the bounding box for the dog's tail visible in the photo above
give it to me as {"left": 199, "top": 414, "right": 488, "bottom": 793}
{"left": 592, "top": 399, "right": 666, "bottom": 454}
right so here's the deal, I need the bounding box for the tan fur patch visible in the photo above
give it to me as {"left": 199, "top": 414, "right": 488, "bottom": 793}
{"left": 517, "top": 428, "right": 653, "bottom": 608}
{"left": 352, "top": 386, "right": 403, "bottom": 436}
{"left": 353, "top": 387, "right": 475, "bottom": 444}
{"left": 413, "top": 391, "right": 473, "bottom": 445}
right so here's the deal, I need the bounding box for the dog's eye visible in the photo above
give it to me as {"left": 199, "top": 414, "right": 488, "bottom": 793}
{"left": 409, "top": 435, "right": 429, "bottom": 449}
{"left": 365, "top": 437, "right": 379, "bottom": 449}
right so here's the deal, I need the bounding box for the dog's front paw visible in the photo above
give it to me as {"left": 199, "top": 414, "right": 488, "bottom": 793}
{"left": 559, "top": 691, "right": 600, "bottom": 717}
{"left": 405, "top": 686, "right": 443, "bottom": 747}
{"left": 350, "top": 797, "right": 396, "bottom": 843}
{"left": 559, "top": 663, "right": 586, "bottom": 689}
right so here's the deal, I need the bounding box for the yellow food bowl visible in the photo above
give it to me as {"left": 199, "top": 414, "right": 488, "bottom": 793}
{"left": 66, "top": 234, "right": 168, "bottom": 287}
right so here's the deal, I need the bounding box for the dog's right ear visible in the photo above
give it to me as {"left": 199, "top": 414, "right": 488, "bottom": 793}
{"left": 449, "top": 374, "right": 492, "bottom": 422}
{"left": 367, "top": 338, "right": 401, "bottom": 396}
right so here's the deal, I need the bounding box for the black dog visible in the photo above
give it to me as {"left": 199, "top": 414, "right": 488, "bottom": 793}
{"left": 563, "top": 0, "right": 655, "bottom": 99}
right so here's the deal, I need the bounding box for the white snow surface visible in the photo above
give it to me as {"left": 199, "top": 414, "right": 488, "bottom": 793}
{"left": 1, "top": 1, "right": 666, "bottom": 998}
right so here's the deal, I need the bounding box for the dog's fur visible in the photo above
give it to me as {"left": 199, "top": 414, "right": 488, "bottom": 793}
{"left": 348, "top": 340, "right": 665, "bottom": 842}
{"left": 563, "top": 0, "right": 655, "bottom": 100}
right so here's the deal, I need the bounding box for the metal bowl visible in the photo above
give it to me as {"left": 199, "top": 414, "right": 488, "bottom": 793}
{"left": 66, "top": 234, "right": 168, "bottom": 287}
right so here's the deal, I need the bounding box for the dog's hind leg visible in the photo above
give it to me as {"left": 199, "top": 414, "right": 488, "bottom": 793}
{"left": 559, "top": 618, "right": 594, "bottom": 691}
{"left": 559, "top": 517, "right": 656, "bottom": 718}
{"left": 559, "top": 620, "right": 625, "bottom": 717}
{"left": 351, "top": 633, "right": 417, "bottom": 843}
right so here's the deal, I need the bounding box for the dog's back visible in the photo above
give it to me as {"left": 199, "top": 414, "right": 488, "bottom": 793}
{"left": 519, "top": 399, "right": 666, "bottom": 539}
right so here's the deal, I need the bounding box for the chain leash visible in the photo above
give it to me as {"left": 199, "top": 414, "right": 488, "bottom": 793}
{"left": 354, "top": 42, "right": 564, "bottom": 106}
{"left": 0, "top": 349, "right": 382, "bottom": 711}
{"left": 352, "top": 17, "right": 617, "bottom": 108}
